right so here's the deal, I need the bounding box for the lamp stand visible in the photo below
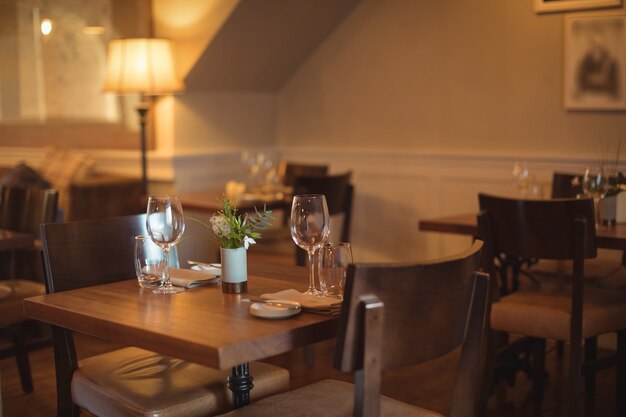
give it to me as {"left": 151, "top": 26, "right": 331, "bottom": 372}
{"left": 136, "top": 102, "right": 150, "bottom": 196}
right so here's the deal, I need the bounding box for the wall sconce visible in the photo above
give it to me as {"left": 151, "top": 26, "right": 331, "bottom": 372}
{"left": 103, "top": 38, "right": 183, "bottom": 195}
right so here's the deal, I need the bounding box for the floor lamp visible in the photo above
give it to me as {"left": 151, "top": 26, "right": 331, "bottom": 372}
{"left": 103, "top": 38, "right": 183, "bottom": 195}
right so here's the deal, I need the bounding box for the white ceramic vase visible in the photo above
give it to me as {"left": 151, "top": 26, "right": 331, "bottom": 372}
{"left": 220, "top": 246, "right": 247, "bottom": 293}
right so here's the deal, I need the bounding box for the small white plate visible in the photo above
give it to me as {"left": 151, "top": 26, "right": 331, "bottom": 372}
{"left": 249, "top": 301, "right": 301, "bottom": 319}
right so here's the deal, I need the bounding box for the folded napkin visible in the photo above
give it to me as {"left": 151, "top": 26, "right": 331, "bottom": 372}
{"left": 169, "top": 268, "right": 220, "bottom": 288}
{"left": 261, "top": 289, "right": 342, "bottom": 315}
{"left": 190, "top": 264, "right": 221, "bottom": 275}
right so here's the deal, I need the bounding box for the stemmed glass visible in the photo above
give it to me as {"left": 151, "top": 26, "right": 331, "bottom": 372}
{"left": 146, "top": 195, "right": 185, "bottom": 294}
{"left": 582, "top": 166, "right": 610, "bottom": 228}
{"left": 290, "top": 194, "right": 330, "bottom": 296}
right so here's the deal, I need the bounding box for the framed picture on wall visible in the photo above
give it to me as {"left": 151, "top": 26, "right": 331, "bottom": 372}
{"left": 535, "top": 0, "right": 622, "bottom": 13}
{"left": 564, "top": 12, "right": 626, "bottom": 110}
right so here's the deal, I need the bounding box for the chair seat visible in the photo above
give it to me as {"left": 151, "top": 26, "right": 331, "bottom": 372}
{"left": 73, "top": 347, "right": 290, "bottom": 417}
{"left": 216, "top": 379, "right": 442, "bottom": 417}
{"left": 491, "top": 286, "right": 626, "bottom": 341}
{"left": 528, "top": 258, "right": 622, "bottom": 283}
{"left": 0, "top": 279, "right": 45, "bottom": 327}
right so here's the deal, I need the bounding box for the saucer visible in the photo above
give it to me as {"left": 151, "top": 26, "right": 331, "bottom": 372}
{"left": 249, "top": 301, "right": 301, "bottom": 319}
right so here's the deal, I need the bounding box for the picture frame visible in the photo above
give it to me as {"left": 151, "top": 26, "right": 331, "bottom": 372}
{"left": 535, "top": 0, "right": 622, "bottom": 13}
{"left": 564, "top": 12, "right": 626, "bottom": 110}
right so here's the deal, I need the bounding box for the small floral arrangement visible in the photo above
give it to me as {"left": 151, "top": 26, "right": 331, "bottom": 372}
{"left": 207, "top": 198, "right": 274, "bottom": 249}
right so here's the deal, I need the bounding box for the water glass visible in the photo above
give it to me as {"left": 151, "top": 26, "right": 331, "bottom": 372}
{"left": 134, "top": 235, "right": 166, "bottom": 289}
{"left": 319, "top": 242, "right": 353, "bottom": 299}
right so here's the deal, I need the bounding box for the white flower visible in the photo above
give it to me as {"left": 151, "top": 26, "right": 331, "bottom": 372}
{"left": 243, "top": 236, "right": 256, "bottom": 249}
{"left": 210, "top": 214, "right": 230, "bottom": 238}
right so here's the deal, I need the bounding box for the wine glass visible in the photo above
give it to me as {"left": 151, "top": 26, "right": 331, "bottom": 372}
{"left": 290, "top": 194, "right": 330, "bottom": 296}
{"left": 146, "top": 195, "right": 185, "bottom": 294}
{"left": 582, "top": 166, "right": 610, "bottom": 228}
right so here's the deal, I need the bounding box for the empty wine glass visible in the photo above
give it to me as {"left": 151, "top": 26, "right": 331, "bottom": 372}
{"left": 146, "top": 195, "right": 185, "bottom": 294}
{"left": 582, "top": 166, "right": 610, "bottom": 228}
{"left": 290, "top": 194, "right": 330, "bottom": 296}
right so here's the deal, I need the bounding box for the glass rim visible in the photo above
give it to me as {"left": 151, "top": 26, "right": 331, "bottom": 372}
{"left": 292, "top": 193, "right": 326, "bottom": 198}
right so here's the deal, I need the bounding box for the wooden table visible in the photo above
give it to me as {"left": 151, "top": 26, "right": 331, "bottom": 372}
{"left": 419, "top": 213, "right": 626, "bottom": 251}
{"left": 23, "top": 262, "right": 338, "bottom": 406}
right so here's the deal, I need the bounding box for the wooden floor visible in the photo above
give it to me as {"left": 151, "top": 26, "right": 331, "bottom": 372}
{"left": 0, "top": 333, "right": 620, "bottom": 416}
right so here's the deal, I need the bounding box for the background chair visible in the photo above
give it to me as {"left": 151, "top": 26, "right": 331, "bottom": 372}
{"left": 528, "top": 172, "right": 624, "bottom": 286}
{"left": 477, "top": 193, "right": 626, "bottom": 417}
{"left": 252, "top": 171, "right": 354, "bottom": 267}
{"left": 278, "top": 161, "right": 328, "bottom": 189}
{"left": 292, "top": 171, "right": 354, "bottom": 266}
{"left": 217, "top": 240, "right": 489, "bottom": 417}
{"left": 40, "top": 214, "right": 289, "bottom": 417}
{"left": 0, "top": 185, "right": 58, "bottom": 393}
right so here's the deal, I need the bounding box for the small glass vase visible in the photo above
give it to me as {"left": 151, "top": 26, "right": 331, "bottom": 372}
{"left": 220, "top": 246, "right": 247, "bottom": 294}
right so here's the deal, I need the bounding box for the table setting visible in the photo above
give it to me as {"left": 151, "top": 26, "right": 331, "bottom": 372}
{"left": 136, "top": 188, "right": 354, "bottom": 322}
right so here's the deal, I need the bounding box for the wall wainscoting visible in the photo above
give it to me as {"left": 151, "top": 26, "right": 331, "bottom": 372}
{"left": 2, "top": 146, "right": 619, "bottom": 263}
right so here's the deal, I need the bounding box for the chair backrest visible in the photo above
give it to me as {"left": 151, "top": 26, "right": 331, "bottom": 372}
{"left": 280, "top": 162, "right": 328, "bottom": 189}
{"left": 478, "top": 193, "right": 596, "bottom": 261}
{"left": 334, "top": 240, "right": 488, "bottom": 417}
{"left": 293, "top": 171, "right": 354, "bottom": 241}
{"left": 40, "top": 214, "right": 148, "bottom": 293}
{"left": 0, "top": 185, "right": 58, "bottom": 235}
{"left": 477, "top": 193, "right": 596, "bottom": 303}
{"left": 551, "top": 172, "right": 583, "bottom": 198}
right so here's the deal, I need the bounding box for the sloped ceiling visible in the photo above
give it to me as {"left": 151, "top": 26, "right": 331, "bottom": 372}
{"left": 184, "top": 0, "right": 361, "bottom": 92}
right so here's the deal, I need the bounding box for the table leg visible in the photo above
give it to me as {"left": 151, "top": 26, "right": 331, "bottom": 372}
{"left": 228, "top": 363, "right": 254, "bottom": 408}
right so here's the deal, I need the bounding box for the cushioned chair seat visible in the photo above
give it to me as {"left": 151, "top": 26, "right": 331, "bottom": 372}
{"left": 73, "top": 347, "right": 290, "bottom": 417}
{"left": 491, "top": 286, "right": 626, "bottom": 341}
{"left": 0, "top": 280, "right": 45, "bottom": 327}
{"left": 216, "top": 379, "right": 442, "bottom": 417}
{"left": 528, "top": 259, "right": 623, "bottom": 283}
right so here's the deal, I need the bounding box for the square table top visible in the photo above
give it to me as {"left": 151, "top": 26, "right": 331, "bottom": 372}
{"left": 24, "top": 263, "right": 339, "bottom": 369}
{"left": 418, "top": 213, "right": 626, "bottom": 251}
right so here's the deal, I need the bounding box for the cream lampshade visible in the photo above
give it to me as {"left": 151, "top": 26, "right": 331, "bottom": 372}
{"left": 103, "top": 38, "right": 183, "bottom": 194}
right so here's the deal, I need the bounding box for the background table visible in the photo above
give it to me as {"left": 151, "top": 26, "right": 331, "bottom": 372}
{"left": 419, "top": 213, "right": 626, "bottom": 251}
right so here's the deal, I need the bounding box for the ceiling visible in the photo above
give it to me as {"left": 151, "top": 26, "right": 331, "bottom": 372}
{"left": 184, "top": 0, "right": 362, "bottom": 92}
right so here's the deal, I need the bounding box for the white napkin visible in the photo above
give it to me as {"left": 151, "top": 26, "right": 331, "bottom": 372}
{"left": 260, "top": 289, "right": 342, "bottom": 315}
{"left": 190, "top": 264, "right": 222, "bottom": 275}
{"left": 169, "top": 268, "right": 220, "bottom": 288}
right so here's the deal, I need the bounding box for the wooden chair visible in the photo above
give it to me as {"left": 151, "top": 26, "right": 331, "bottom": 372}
{"left": 40, "top": 214, "right": 290, "bottom": 417}
{"left": 477, "top": 193, "right": 626, "bottom": 417}
{"left": 279, "top": 161, "right": 328, "bottom": 189}
{"left": 253, "top": 171, "right": 354, "bottom": 266}
{"left": 216, "top": 240, "right": 489, "bottom": 417}
{"left": 0, "top": 185, "right": 58, "bottom": 393}
{"left": 527, "top": 172, "right": 623, "bottom": 285}
{"left": 292, "top": 172, "right": 354, "bottom": 265}
{"left": 551, "top": 172, "right": 583, "bottom": 199}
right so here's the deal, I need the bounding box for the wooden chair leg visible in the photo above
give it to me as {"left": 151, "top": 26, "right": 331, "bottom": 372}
{"left": 530, "top": 337, "right": 546, "bottom": 409}
{"left": 11, "top": 324, "right": 33, "bottom": 393}
{"left": 584, "top": 336, "right": 597, "bottom": 400}
{"left": 618, "top": 330, "right": 626, "bottom": 416}
{"left": 51, "top": 326, "right": 80, "bottom": 417}
{"left": 570, "top": 338, "right": 583, "bottom": 417}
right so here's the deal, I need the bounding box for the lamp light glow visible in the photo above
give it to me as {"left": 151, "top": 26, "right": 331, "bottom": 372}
{"left": 103, "top": 38, "right": 183, "bottom": 95}
{"left": 41, "top": 19, "right": 52, "bottom": 35}
{"left": 103, "top": 38, "right": 183, "bottom": 195}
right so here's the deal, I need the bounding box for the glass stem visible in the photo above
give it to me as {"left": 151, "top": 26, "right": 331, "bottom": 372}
{"left": 594, "top": 197, "right": 602, "bottom": 228}
{"left": 307, "top": 249, "right": 316, "bottom": 293}
{"left": 162, "top": 248, "right": 171, "bottom": 287}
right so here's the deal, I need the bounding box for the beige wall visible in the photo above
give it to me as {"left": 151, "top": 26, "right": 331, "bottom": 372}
{"left": 172, "top": 92, "right": 276, "bottom": 150}
{"left": 276, "top": 0, "right": 626, "bottom": 158}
